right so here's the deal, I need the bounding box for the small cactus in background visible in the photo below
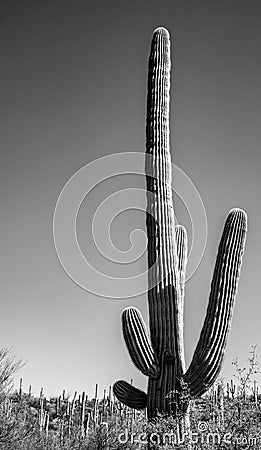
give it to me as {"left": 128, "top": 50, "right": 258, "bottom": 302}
{"left": 113, "top": 27, "right": 247, "bottom": 422}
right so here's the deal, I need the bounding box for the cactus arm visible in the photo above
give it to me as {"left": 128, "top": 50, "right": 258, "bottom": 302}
{"left": 175, "top": 224, "right": 188, "bottom": 303}
{"left": 183, "top": 208, "right": 247, "bottom": 396}
{"left": 113, "top": 380, "right": 147, "bottom": 410}
{"left": 122, "top": 307, "right": 160, "bottom": 378}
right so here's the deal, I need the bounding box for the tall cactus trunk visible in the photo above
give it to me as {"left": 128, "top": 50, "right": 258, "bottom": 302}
{"left": 113, "top": 27, "right": 247, "bottom": 426}
{"left": 146, "top": 27, "right": 186, "bottom": 419}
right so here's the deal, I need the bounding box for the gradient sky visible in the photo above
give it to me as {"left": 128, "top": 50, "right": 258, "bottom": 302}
{"left": 1, "top": 0, "right": 261, "bottom": 400}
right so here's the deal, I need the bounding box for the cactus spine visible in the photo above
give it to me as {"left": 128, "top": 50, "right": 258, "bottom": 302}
{"left": 113, "top": 27, "right": 247, "bottom": 421}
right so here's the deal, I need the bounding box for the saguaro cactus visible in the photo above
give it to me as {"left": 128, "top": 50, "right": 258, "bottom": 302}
{"left": 113, "top": 27, "right": 247, "bottom": 421}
